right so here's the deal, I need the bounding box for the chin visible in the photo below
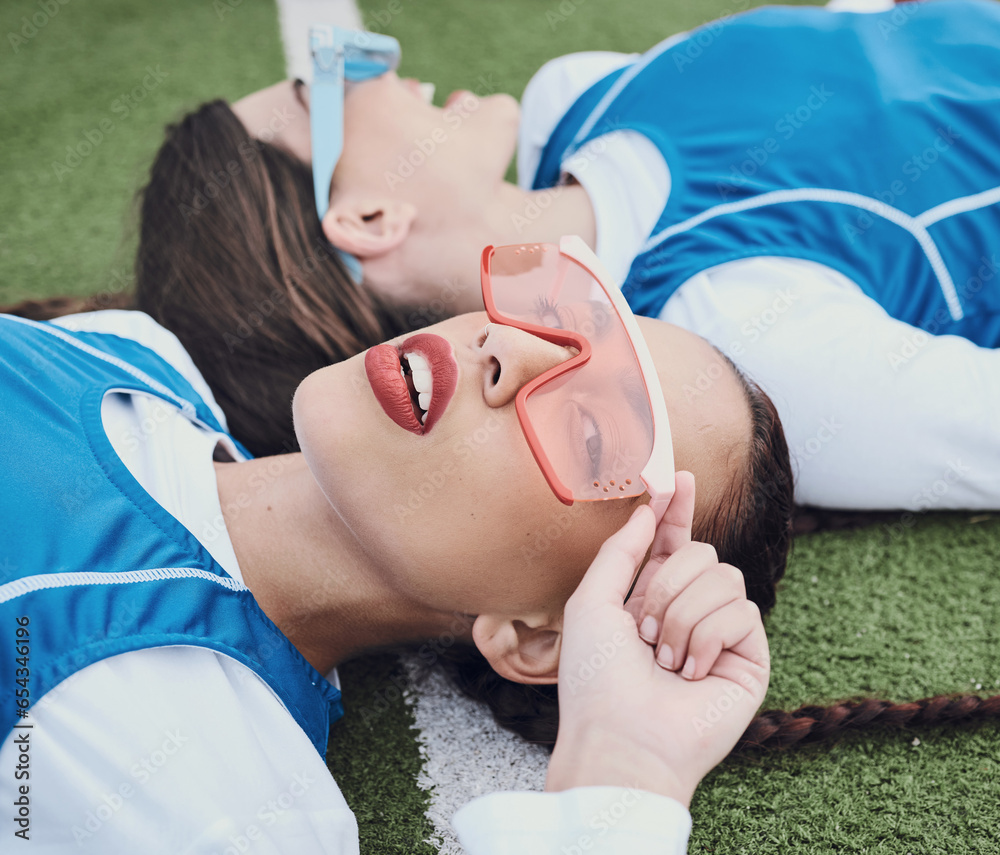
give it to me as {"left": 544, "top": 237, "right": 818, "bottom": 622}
{"left": 291, "top": 361, "right": 366, "bottom": 461}
{"left": 478, "top": 92, "right": 520, "bottom": 168}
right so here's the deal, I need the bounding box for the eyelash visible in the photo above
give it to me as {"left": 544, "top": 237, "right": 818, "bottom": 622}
{"left": 532, "top": 296, "right": 564, "bottom": 328}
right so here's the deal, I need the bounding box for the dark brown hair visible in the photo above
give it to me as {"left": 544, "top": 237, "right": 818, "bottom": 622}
{"left": 132, "top": 100, "right": 411, "bottom": 457}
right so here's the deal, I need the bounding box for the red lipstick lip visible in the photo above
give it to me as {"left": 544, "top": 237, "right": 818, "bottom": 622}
{"left": 364, "top": 333, "right": 458, "bottom": 435}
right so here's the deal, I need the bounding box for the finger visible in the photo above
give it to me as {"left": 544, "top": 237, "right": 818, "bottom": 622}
{"left": 633, "top": 541, "right": 720, "bottom": 643}
{"left": 679, "top": 598, "right": 763, "bottom": 681}
{"left": 649, "top": 470, "right": 695, "bottom": 560}
{"left": 702, "top": 649, "right": 770, "bottom": 706}
{"left": 654, "top": 562, "right": 746, "bottom": 671}
{"left": 568, "top": 504, "right": 656, "bottom": 611}
{"left": 627, "top": 472, "right": 696, "bottom": 605}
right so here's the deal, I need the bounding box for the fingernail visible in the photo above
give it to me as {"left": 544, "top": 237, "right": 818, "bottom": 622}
{"left": 681, "top": 655, "right": 696, "bottom": 679}
{"left": 655, "top": 645, "right": 674, "bottom": 670}
{"left": 638, "top": 615, "right": 659, "bottom": 643}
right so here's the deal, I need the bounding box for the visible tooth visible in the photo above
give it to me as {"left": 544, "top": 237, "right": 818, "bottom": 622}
{"left": 421, "top": 410, "right": 428, "bottom": 424}
{"left": 411, "top": 368, "right": 433, "bottom": 394}
{"left": 419, "top": 82, "right": 435, "bottom": 104}
{"left": 418, "top": 392, "right": 431, "bottom": 411}
{"left": 405, "top": 352, "right": 428, "bottom": 373}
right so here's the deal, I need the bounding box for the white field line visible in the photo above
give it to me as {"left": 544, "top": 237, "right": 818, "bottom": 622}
{"left": 401, "top": 655, "right": 550, "bottom": 853}
{"left": 275, "top": 0, "right": 363, "bottom": 81}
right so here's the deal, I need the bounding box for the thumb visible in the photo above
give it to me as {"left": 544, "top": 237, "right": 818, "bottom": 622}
{"left": 570, "top": 504, "right": 656, "bottom": 609}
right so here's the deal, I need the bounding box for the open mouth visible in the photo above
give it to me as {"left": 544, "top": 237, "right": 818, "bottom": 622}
{"left": 365, "top": 334, "right": 458, "bottom": 435}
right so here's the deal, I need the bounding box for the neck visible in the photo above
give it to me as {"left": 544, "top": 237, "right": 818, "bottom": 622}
{"left": 437, "top": 179, "right": 597, "bottom": 312}
{"left": 489, "top": 178, "right": 597, "bottom": 254}
{"left": 214, "top": 455, "right": 468, "bottom": 674}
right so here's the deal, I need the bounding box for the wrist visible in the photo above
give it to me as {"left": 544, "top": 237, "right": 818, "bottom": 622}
{"left": 545, "top": 723, "right": 695, "bottom": 807}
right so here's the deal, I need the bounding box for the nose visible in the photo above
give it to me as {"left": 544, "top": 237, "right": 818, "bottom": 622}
{"left": 477, "top": 323, "right": 577, "bottom": 408}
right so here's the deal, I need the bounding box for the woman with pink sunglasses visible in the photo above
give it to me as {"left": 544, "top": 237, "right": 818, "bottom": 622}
{"left": 0, "top": 246, "right": 776, "bottom": 851}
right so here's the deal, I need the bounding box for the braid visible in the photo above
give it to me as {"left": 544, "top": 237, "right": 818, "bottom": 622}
{"left": 738, "top": 693, "right": 1000, "bottom": 750}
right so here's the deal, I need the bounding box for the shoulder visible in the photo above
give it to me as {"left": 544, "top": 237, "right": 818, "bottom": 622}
{"left": 52, "top": 309, "right": 229, "bottom": 428}
{"left": 1, "top": 647, "right": 355, "bottom": 852}
{"left": 517, "top": 52, "right": 636, "bottom": 187}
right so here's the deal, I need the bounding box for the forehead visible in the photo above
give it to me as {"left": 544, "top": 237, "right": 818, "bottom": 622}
{"left": 231, "top": 80, "right": 312, "bottom": 162}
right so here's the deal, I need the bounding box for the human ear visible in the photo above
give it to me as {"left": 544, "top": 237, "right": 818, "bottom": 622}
{"left": 321, "top": 196, "right": 417, "bottom": 259}
{"left": 472, "top": 613, "right": 562, "bottom": 685}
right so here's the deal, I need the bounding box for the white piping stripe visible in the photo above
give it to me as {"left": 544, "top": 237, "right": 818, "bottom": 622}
{"left": 0, "top": 567, "right": 248, "bottom": 605}
{"left": 641, "top": 187, "right": 965, "bottom": 321}
{"left": 3, "top": 315, "right": 198, "bottom": 418}
{"left": 571, "top": 31, "right": 688, "bottom": 148}
{"left": 916, "top": 184, "right": 1000, "bottom": 228}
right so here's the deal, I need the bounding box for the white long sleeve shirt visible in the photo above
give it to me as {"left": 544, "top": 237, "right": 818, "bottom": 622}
{"left": 516, "top": 6, "right": 1000, "bottom": 511}
{"left": 0, "top": 310, "right": 691, "bottom": 854}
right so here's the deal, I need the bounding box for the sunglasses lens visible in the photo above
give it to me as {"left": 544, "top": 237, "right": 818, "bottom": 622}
{"left": 487, "top": 245, "right": 655, "bottom": 501}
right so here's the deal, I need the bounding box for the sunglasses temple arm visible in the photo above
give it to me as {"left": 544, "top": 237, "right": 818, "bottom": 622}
{"left": 646, "top": 490, "right": 672, "bottom": 527}
{"left": 548, "top": 254, "right": 571, "bottom": 303}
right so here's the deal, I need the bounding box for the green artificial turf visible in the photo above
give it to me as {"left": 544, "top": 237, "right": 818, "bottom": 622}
{"left": 3, "top": 0, "right": 998, "bottom": 851}
{"left": 693, "top": 513, "right": 1000, "bottom": 854}
{"left": 327, "top": 655, "right": 437, "bottom": 855}
{"left": 0, "top": 0, "right": 285, "bottom": 306}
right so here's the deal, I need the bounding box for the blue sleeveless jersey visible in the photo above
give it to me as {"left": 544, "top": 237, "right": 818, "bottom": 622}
{"left": 0, "top": 316, "right": 343, "bottom": 753}
{"left": 533, "top": 0, "right": 1000, "bottom": 346}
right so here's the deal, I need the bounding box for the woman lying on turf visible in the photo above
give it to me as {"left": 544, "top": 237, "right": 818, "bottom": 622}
{"left": 0, "top": 249, "right": 780, "bottom": 851}
{"left": 123, "top": 0, "right": 1000, "bottom": 512}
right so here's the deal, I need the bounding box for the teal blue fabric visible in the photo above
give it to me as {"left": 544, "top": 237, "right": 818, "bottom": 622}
{"left": 533, "top": 0, "right": 1000, "bottom": 346}
{"left": 0, "top": 316, "right": 342, "bottom": 753}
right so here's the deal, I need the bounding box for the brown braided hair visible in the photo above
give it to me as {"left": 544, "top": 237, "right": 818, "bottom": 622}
{"left": 740, "top": 694, "right": 1000, "bottom": 750}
